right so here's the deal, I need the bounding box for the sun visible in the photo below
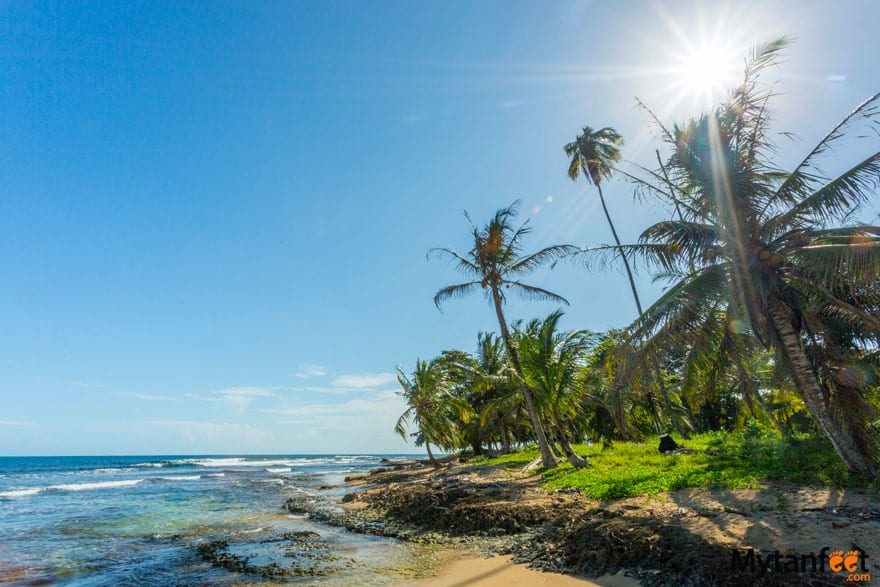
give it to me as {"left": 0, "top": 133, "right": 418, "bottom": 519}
{"left": 675, "top": 43, "right": 740, "bottom": 108}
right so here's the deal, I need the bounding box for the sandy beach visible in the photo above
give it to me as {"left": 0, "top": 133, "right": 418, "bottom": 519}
{"left": 400, "top": 553, "right": 638, "bottom": 586}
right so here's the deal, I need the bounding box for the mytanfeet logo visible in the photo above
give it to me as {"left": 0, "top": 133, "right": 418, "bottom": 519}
{"left": 731, "top": 547, "right": 871, "bottom": 582}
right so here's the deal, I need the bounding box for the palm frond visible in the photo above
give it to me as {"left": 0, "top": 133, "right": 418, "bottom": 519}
{"left": 640, "top": 220, "right": 721, "bottom": 252}
{"left": 772, "top": 91, "right": 880, "bottom": 207}
{"left": 571, "top": 242, "right": 691, "bottom": 274}
{"left": 631, "top": 264, "right": 728, "bottom": 341}
{"left": 395, "top": 407, "right": 414, "bottom": 440}
{"left": 634, "top": 97, "right": 675, "bottom": 145}
{"left": 507, "top": 244, "right": 579, "bottom": 274}
{"left": 506, "top": 281, "right": 570, "bottom": 305}
{"left": 789, "top": 237, "right": 880, "bottom": 288}
{"left": 742, "top": 37, "right": 790, "bottom": 81}
{"left": 616, "top": 165, "right": 701, "bottom": 217}
{"left": 767, "top": 151, "right": 880, "bottom": 232}
{"left": 427, "top": 247, "right": 481, "bottom": 276}
{"left": 815, "top": 295, "right": 880, "bottom": 335}
{"left": 433, "top": 281, "right": 482, "bottom": 309}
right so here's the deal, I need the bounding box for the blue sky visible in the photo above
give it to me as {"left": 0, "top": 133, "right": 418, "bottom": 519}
{"left": 1, "top": 1, "right": 878, "bottom": 455}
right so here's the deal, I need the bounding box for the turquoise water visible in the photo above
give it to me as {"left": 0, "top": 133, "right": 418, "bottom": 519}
{"left": 0, "top": 455, "right": 421, "bottom": 585}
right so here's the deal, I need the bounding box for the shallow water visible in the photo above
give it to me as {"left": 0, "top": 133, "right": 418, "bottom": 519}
{"left": 0, "top": 455, "right": 428, "bottom": 585}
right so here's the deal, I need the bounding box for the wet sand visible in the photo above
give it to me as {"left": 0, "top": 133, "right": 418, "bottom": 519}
{"left": 401, "top": 554, "right": 639, "bottom": 586}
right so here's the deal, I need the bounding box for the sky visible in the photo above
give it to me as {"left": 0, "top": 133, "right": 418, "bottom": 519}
{"left": 1, "top": 1, "right": 878, "bottom": 455}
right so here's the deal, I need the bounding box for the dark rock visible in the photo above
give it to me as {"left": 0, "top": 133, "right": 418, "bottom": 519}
{"left": 284, "top": 496, "right": 317, "bottom": 514}
{"left": 658, "top": 434, "right": 680, "bottom": 453}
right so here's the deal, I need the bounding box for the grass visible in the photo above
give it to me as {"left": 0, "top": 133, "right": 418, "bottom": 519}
{"left": 469, "top": 425, "right": 863, "bottom": 500}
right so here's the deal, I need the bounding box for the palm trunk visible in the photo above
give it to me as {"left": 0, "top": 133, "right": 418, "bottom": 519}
{"left": 768, "top": 300, "right": 878, "bottom": 479}
{"left": 598, "top": 184, "right": 678, "bottom": 434}
{"left": 597, "top": 184, "right": 642, "bottom": 315}
{"left": 609, "top": 383, "right": 629, "bottom": 440}
{"left": 555, "top": 420, "right": 589, "bottom": 468}
{"left": 424, "top": 441, "right": 440, "bottom": 468}
{"left": 492, "top": 289, "right": 558, "bottom": 470}
{"left": 654, "top": 362, "right": 689, "bottom": 438}
{"left": 501, "top": 424, "right": 511, "bottom": 454}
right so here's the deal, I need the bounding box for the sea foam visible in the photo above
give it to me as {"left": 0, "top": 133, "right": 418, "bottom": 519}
{"left": 0, "top": 488, "right": 42, "bottom": 498}
{"left": 50, "top": 479, "right": 144, "bottom": 492}
{"left": 0, "top": 479, "right": 144, "bottom": 498}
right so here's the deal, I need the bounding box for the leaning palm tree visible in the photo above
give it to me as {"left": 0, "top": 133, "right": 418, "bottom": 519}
{"left": 430, "top": 201, "right": 577, "bottom": 469}
{"left": 395, "top": 358, "right": 462, "bottom": 467}
{"left": 605, "top": 38, "right": 880, "bottom": 478}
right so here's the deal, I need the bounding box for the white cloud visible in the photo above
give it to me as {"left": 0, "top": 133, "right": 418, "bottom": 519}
{"left": 288, "top": 385, "right": 350, "bottom": 396}
{"left": 118, "top": 391, "right": 181, "bottom": 402}
{"left": 0, "top": 420, "right": 39, "bottom": 428}
{"left": 35, "top": 378, "right": 110, "bottom": 390}
{"left": 265, "top": 390, "right": 406, "bottom": 440}
{"left": 185, "top": 386, "right": 278, "bottom": 415}
{"left": 215, "top": 387, "right": 276, "bottom": 398}
{"left": 330, "top": 372, "right": 397, "bottom": 389}
{"left": 293, "top": 364, "right": 327, "bottom": 379}
{"left": 285, "top": 371, "right": 401, "bottom": 396}
{"left": 268, "top": 391, "right": 412, "bottom": 449}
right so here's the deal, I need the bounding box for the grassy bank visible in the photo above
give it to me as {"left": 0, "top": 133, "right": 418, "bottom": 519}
{"left": 470, "top": 424, "right": 869, "bottom": 500}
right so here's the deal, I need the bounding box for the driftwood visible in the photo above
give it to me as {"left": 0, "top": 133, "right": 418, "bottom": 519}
{"left": 522, "top": 457, "right": 543, "bottom": 472}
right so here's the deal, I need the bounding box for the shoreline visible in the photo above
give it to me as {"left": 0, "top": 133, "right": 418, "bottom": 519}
{"left": 325, "top": 457, "right": 880, "bottom": 586}
{"left": 399, "top": 553, "right": 635, "bottom": 586}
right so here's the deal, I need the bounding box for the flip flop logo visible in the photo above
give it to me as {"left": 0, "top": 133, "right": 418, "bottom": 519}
{"left": 829, "top": 550, "right": 861, "bottom": 573}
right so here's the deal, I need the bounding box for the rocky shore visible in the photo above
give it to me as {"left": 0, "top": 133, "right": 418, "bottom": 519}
{"left": 298, "top": 458, "right": 880, "bottom": 586}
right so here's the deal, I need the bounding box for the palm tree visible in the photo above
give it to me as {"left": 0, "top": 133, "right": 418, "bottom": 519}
{"left": 430, "top": 201, "right": 577, "bottom": 469}
{"left": 565, "top": 126, "right": 691, "bottom": 438}
{"left": 435, "top": 348, "right": 485, "bottom": 455}
{"left": 565, "top": 126, "right": 642, "bottom": 314}
{"left": 517, "top": 310, "right": 595, "bottom": 468}
{"left": 395, "top": 358, "right": 463, "bottom": 467}
{"left": 612, "top": 39, "right": 880, "bottom": 478}
{"left": 452, "top": 333, "right": 518, "bottom": 455}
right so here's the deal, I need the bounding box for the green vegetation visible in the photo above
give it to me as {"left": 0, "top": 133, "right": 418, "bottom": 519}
{"left": 472, "top": 424, "right": 858, "bottom": 500}
{"left": 394, "top": 38, "right": 880, "bottom": 483}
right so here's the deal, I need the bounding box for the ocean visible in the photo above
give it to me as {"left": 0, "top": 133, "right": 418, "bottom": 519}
{"left": 0, "top": 455, "right": 428, "bottom": 585}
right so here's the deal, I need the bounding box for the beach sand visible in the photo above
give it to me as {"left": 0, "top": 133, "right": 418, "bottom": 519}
{"left": 399, "top": 554, "right": 639, "bottom": 587}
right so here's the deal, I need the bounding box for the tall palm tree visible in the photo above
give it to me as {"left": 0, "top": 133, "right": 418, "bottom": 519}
{"left": 612, "top": 39, "right": 880, "bottom": 478}
{"left": 565, "top": 127, "right": 642, "bottom": 314}
{"left": 395, "top": 358, "right": 463, "bottom": 467}
{"left": 430, "top": 201, "right": 576, "bottom": 469}
{"left": 566, "top": 126, "right": 689, "bottom": 437}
